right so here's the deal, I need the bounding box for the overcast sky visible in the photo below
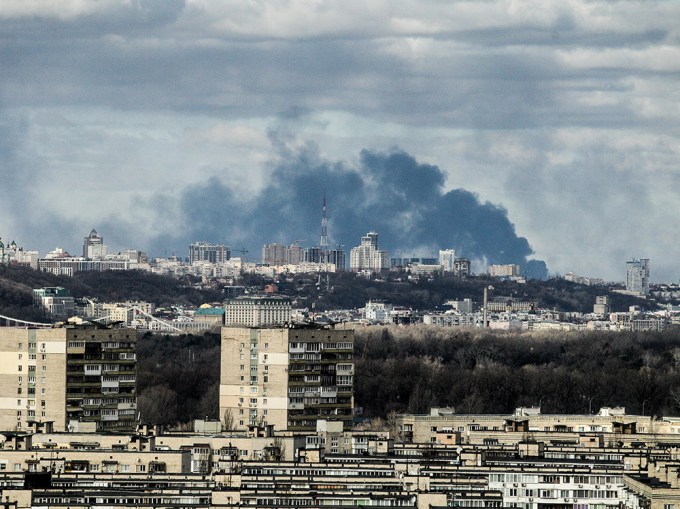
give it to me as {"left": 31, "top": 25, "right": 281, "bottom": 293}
{"left": 1, "top": 0, "right": 679, "bottom": 281}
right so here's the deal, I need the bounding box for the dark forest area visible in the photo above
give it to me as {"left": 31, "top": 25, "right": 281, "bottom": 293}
{"left": 136, "top": 327, "right": 680, "bottom": 427}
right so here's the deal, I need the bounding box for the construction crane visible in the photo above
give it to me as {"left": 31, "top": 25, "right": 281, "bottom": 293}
{"left": 234, "top": 248, "right": 249, "bottom": 262}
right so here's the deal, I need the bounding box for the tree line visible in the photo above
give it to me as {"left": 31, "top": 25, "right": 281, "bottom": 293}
{"left": 354, "top": 326, "right": 680, "bottom": 418}
{"left": 136, "top": 326, "right": 680, "bottom": 427}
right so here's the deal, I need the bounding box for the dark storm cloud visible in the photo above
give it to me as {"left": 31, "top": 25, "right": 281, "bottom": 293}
{"left": 147, "top": 145, "right": 546, "bottom": 277}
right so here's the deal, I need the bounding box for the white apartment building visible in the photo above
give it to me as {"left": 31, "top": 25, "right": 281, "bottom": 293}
{"left": 349, "top": 231, "right": 389, "bottom": 273}
{"left": 363, "top": 301, "right": 393, "bottom": 324}
{"left": 439, "top": 249, "right": 455, "bottom": 272}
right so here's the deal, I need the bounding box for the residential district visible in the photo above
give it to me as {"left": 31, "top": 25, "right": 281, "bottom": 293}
{"left": 1, "top": 227, "right": 678, "bottom": 333}
{"left": 1, "top": 320, "right": 680, "bottom": 508}
{"left": 2, "top": 220, "right": 680, "bottom": 507}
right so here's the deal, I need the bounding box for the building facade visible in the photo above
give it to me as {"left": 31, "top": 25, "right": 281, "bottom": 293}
{"left": 349, "top": 231, "right": 389, "bottom": 273}
{"left": 0, "top": 325, "right": 136, "bottom": 433}
{"left": 488, "top": 264, "right": 521, "bottom": 277}
{"left": 223, "top": 296, "right": 291, "bottom": 327}
{"left": 627, "top": 258, "right": 650, "bottom": 296}
{"left": 82, "top": 229, "right": 107, "bottom": 259}
{"left": 32, "top": 287, "right": 75, "bottom": 320}
{"left": 220, "top": 326, "right": 354, "bottom": 432}
{"left": 189, "top": 242, "right": 230, "bottom": 264}
{"left": 454, "top": 258, "right": 471, "bottom": 277}
{"left": 439, "top": 249, "right": 456, "bottom": 272}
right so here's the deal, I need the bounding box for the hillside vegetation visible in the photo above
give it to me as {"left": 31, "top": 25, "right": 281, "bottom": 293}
{"left": 354, "top": 326, "right": 680, "bottom": 419}
{"left": 0, "top": 265, "right": 222, "bottom": 320}
{"left": 135, "top": 327, "right": 680, "bottom": 427}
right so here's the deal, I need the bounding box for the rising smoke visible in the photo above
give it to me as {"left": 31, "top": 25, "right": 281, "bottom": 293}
{"left": 152, "top": 144, "right": 548, "bottom": 279}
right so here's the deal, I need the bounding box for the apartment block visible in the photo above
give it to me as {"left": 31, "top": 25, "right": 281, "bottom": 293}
{"left": 627, "top": 258, "right": 650, "bottom": 296}
{"left": 0, "top": 325, "right": 136, "bottom": 433}
{"left": 220, "top": 326, "right": 354, "bottom": 432}
{"left": 188, "top": 242, "right": 230, "bottom": 264}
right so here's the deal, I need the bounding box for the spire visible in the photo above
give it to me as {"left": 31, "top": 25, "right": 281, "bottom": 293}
{"left": 320, "top": 192, "right": 328, "bottom": 249}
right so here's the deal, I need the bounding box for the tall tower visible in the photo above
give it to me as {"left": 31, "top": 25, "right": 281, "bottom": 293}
{"left": 320, "top": 193, "right": 329, "bottom": 250}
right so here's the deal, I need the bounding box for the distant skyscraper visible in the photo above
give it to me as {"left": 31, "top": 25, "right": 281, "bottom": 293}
{"left": 83, "top": 229, "right": 107, "bottom": 259}
{"left": 439, "top": 249, "right": 456, "bottom": 272}
{"left": 327, "top": 248, "right": 346, "bottom": 270}
{"left": 262, "top": 243, "right": 288, "bottom": 265}
{"left": 189, "top": 242, "right": 230, "bottom": 263}
{"left": 287, "top": 243, "right": 305, "bottom": 265}
{"left": 349, "top": 231, "right": 389, "bottom": 273}
{"left": 626, "top": 258, "right": 650, "bottom": 296}
{"left": 305, "top": 247, "right": 322, "bottom": 263}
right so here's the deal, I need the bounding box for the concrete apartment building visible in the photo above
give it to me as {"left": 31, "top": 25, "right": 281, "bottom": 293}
{"left": 3, "top": 414, "right": 680, "bottom": 508}
{"left": 488, "top": 263, "right": 521, "bottom": 277}
{"left": 0, "top": 325, "right": 136, "bottom": 433}
{"left": 189, "top": 242, "right": 230, "bottom": 264}
{"left": 220, "top": 326, "right": 354, "bottom": 432}
{"left": 627, "top": 258, "right": 651, "bottom": 296}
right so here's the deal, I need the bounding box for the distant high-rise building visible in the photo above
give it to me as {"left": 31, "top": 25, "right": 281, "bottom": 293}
{"left": 439, "top": 249, "right": 456, "bottom": 272}
{"left": 454, "top": 258, "right": 471, "bottom": 278}
{"left": 287, "top": 243, "right": 305, "bottom": 265}
{"left": 626, "top": 258, "right": 650, "bottom": 296}
{"left": 83, "top": 229, "right": 107, "bottom": 259}
{"left": 262, "top": 243, "right": 288, "bottom": 266}
{"left": 305, "top": 247, "right": 322, "bottom": 264}
{"left": 349, "top": 231, "right": 389, "bottom": 273}
{"left": 326, "top": 248, "right": 346, "bottom": 270}
{"left": 189, "top": 242, "right": 230, "bottom": 264}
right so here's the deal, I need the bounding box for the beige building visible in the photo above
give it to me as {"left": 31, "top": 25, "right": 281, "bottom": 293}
{"left": 220, "top": 326, "right": 354, "bottom": 432}
{"left": 0, "top": 325, "right": 136, "bottom": 433}
{"left": 223, "top": 296, "right": 291, "bottom": 327}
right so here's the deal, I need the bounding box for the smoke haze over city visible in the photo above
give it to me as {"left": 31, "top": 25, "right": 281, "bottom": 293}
{"left": 1, "top": 1, "right": 679, "bottom": 280}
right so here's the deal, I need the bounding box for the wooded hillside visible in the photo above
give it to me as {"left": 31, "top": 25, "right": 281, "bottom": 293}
{"left": 135, "top": 327, "right": 680, "bottom": 426}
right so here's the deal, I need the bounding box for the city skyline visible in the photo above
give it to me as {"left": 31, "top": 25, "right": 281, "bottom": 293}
{"left": 1, "top": 2, "right": 679, "bottom": 280}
